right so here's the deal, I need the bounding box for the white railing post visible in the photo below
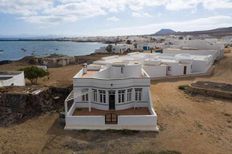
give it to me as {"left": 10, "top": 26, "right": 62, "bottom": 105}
{"left": 65, "top": 100, "right": 68, "bottom": 116}
{"left": 88, "top": 89, "right": 91, "bottom": 112}
{"left": 64, "top": 90, "right": 74, "bottom": 116}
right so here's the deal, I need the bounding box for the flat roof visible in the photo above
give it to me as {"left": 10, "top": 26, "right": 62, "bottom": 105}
{"left": 0, "top": 77, "right": 12, "bottom": 80}
{"left": 0, "top": 71, "right": 22, "bottom": 75}
{"left": 81, "top": 70, "right": 98, "bottom": 78}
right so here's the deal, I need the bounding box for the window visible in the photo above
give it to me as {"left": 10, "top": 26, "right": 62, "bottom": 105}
{"left": 118, "top": 90, "right": 125, "bottom": 103}
{"left": 135, "top": 88, "right": 142, "bottom": 101}
{"left": 121, "top": 67, "right": 124, "bottom": 74}
{"left": 127, "top": 88, "right": 132, "bottom": 101}
{"left": 167, "top": 66, "right": 171, "bottom": 71}
{"left": 81, "top": 89, "right": 88, "bottom": 102}
{"left": 93, "top": 89, "right": 97, "bottom": 102}
{"left": 99, "top": 90, "right": 106, "bottom": 103}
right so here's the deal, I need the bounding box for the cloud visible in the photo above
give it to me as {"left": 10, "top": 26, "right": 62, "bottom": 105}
{"left": 107, "top": 16, "right": 120, "bottom": 22}
{"left": 0, "top": 0, "right": 53, "bottom": 16}
{"left": 98, "top": 15, "right": 232, "bottom": 36}
{"left": 0, "top": 0, "right": 232, "bottom": 25}
{"left": 132, "top": 12, "right": 152, "bottom": 18}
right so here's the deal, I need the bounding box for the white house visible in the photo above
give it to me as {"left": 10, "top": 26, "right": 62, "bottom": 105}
{"left": 0, "top": 71, "right": 25, "bottom": 87}
{"left": 163, "top": 39, "right": 224, "bottom": 60}
{"left": 95, "top": 47, "right": 107, "bottom": 53}
{"left": 64, "top": 61, "right": 158, "bottom": 131}
{"left": 111, "top": 44, "right": 134, "bottom": 53}
{"left": 136, "top": 43, "right": 155, "bottom": 51}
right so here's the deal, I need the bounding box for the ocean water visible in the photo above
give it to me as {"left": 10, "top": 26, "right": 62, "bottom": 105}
{"left": 0, "top": 41, "right": 105, "bottom": 61}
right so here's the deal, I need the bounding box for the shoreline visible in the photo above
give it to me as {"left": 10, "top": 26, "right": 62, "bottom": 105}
{"left": 0, "top": 39, "right": 104, "bottom": 42}
{"left": 0, "top": 52, "right": 121, "bottom": 66}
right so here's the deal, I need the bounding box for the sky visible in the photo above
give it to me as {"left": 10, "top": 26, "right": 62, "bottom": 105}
{"left": 0, "top": 0, "right": 232, "bottom": 37}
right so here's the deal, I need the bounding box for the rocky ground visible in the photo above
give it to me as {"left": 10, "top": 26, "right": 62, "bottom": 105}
{"left": 0, "top": 86, "right": 72, "bottom": 127}
{"left": 0, "top": 50, "right": 231, "bottom": 154}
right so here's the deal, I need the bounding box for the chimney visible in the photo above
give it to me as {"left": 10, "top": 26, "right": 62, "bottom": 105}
{"left": 83, "top": 63, "right": 87, "bottom": 74}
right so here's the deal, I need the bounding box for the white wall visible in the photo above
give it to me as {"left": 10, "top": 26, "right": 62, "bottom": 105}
{"left": 191, "top": 60, "right": 211, "bottom": 73}
{"left": 143, "top": 65, "right": 167, "bottom": 78}
{"left": 165, "top": 63, "right": 185, "bottom": 76}
{"left": 66, "top": 116, "right": 105, "bottom": 126}
{"left": 0, "top": 72, "right": 25, "bottom": 87}
{"left": 65, "top": 114, "right": 158, "bottom": 131}
{"left": 74, "top": 78, "right": 150, "bottom": 89}
{"left": 118, "top": 115, "right": 156, "bottom": 126}
{"left": 109, "top": 64, "right": 142, "bottom": 78}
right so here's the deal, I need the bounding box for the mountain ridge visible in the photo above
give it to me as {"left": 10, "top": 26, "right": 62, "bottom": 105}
{"left": 154, "top": 27, "right": 232, "bottom": 37}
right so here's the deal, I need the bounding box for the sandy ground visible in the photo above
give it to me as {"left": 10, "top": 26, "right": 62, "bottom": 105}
{"left": 0, "top": 61, "right": 81, "bottom": 87}
{"left": 0, "top": 50, "right": 232, "bottom": 154}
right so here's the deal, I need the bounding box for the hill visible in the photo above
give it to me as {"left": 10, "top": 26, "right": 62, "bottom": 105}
{"left": 154, "top": 27, "right": 232, "bottom": 37}
{"left": 175, "top": 27, "right": 232, "bottom": 37}
{"left": 155, "top": 29, "right": 176, "bottom": 35}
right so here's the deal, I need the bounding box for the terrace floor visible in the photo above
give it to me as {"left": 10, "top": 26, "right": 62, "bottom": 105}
{"left": 73, "top": 107, "right": 151, "bottom": 116}
{"left": 81, "top": 70, "right": 98, "bottom": 78}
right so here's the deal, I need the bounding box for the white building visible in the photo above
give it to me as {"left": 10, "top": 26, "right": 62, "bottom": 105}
{"left": 0, "top": 71, "right": 25, "bottom": 87}
{"left": 163, "top": 39, "right": 224, "bottom": 60}
{"left": 64, "top": 61, "right": 158, "bottom": 131}
{"left": 136, "top": 43, "right": 155, "bottom": 51}
{"left": 95, "top": 44, "right": 134, "bottom": 54}
{"left": 95, "top": 47, "right": 107, "bottom": 53}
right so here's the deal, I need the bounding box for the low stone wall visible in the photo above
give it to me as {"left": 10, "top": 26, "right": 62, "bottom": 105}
{"left": 187, "top": 85, "right": 232, "bottom": 99}
{"left": 0, "top": 86, "right": 72, "bottom": 126}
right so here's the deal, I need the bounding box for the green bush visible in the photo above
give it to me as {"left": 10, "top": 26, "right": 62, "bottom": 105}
{"left": 159, "top": 150, "right": 182, "bottom": 154}
{"left": 20, "top": 66, "right": 49, "bottom": 84}
{"left": 178, "top": 85, "right": 189, "bottom": 90}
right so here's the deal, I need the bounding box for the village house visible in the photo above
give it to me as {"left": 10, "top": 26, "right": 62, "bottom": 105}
{"left": 0, "top": 71, "right": 25, "bottom": 87}
{"left": 95, "top": 44, "right": 135, "bottom": 54}
{"left": 34, "top": 55, "right": 75, "bottom": 68}
{"left": 64, "top": 59, "right": 158, "bottom": 131}
{"left": 136, "top": 43, "right": 156, "bottom": 51}
{"left": 95, "top": 46, "right": 107, "bottom": 53}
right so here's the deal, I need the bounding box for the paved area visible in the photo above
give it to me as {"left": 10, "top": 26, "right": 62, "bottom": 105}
{"left": 73, "top": 107, "right": 151, "bottom": 116}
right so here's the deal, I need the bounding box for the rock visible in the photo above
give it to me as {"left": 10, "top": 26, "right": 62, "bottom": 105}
{"left": 0, "top": 86, "right": 72, "bottom": 126}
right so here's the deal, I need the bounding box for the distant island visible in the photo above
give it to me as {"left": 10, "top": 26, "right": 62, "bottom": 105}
{"left": 0, "top": 27, "right": 232, "bottom": 42}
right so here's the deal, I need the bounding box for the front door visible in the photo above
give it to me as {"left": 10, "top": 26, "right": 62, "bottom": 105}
{"left": 183, "top": 66, "right": 187, "bottom": 75}
{"left": 105, "top": 113, "right": 118, "bottom": 124}
{"left": 108, "top": 90, "right": 115, "bottom": 110}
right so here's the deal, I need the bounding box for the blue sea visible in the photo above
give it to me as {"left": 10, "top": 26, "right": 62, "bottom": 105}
{"left": 0, "top": 41, "right": 105, "bottom": 61}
